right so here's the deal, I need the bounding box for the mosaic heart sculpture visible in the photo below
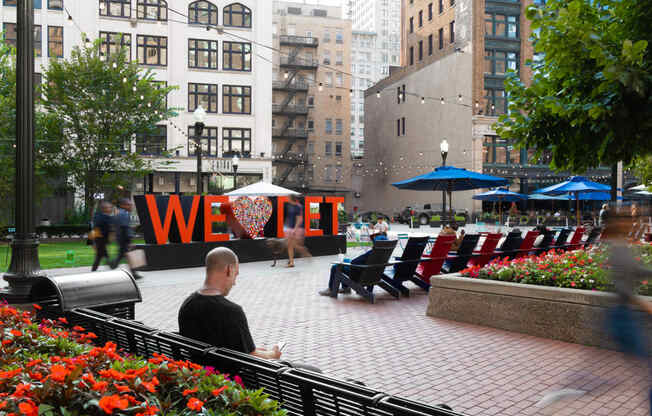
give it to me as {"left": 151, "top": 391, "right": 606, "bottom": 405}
{"left": 231, "top": 196, "right": 273, "bottom": 238}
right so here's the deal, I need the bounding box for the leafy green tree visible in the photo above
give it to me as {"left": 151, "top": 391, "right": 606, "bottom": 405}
{"left": 42, "top": 37, "right": 177, "bottom": 217}
{"left": 495, "top": 0, "right": 652, "bottom": 173}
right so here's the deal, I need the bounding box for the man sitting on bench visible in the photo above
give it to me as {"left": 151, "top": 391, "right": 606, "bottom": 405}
{"left": 178, "top": 247, "right": 281, "bottom": 360}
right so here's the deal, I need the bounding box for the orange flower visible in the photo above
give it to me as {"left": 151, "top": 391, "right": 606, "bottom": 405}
{"left": 49, "top": 364, "right": 70, "bottom": 382}
{"left": 182, "top": 388, "right": 198, "bottom": 396}
{"left": 27, "top": 372, "right": 42, "bottom": 381}
{"left": 25, "top": 359, "right": 42, "bottom": 368}
{"left": 18, "top": 401, "right": 38, "bottom": 416}
{"left": 186, "top": 397, "right": 204, "bottom": 411}
{"left": 140, "top": 377, "right": 158, "bottom": 394}
{"left": 31, "top": 304, "right": 42, "bottom": 310}
{"left": 114, "top": 384, "right": 131, "bottom": 393}
{"left": 72, "top": 325, "right": 85, "bottom": 332}
{"left": 98, "top": 394, "right": 129, "bottom": 414}
{"left": 57, "top": 317, "right": 68, "bottom": 324}
{"left": 0, "top": 369, "right": 21, "bottom": 379}
{"left": 9, "top": 330, "right": 22, "bottom": 337}
{"left": 92, "top": 381, "right": 109, "bottom": 393}
{"left": 1, "top": 339, "right": 12, "bottom": 346}
{"left": 12, "top": 383, "right": 31, "bottom": 398}
{"left": 0, "top": 400, "right": 7, "bottom": 409}
{"left": 212, "top": 386, "right": 228, "bottom": 397}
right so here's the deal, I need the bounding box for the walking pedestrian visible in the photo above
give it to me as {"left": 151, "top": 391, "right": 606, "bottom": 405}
{"left": 284, "top": 194, "right": 309, "bottom": 267}
{"left": 91, "top": 200, "right": 113, "bottom": 271}
{"left": 110, "top": 198, "right": 142, "bottom": 279}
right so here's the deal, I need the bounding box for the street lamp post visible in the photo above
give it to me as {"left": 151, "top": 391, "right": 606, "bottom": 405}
{"left": 1, "top": 0, "right": 44, "bottom": 303}
{"left": 232, "top": 155, "right": 239, "bottom": 189}
{"left": 440, "top": 139, "right": 449, "bottom": 225}
{"left": 193, "top": 106, "right": 206, "bottom": 194}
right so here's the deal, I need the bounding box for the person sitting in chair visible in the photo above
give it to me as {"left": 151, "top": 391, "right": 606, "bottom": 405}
{"left": 370, "top": 217, "right": 389, "bottom": 241}
{"left": 318, "top": 235, "right": 388, "bottom": 297}
{"left": 451, "top": 229, "right": 465, "bottom": 251}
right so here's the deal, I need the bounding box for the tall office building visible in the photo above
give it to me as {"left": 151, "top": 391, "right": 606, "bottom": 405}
{"left": 348, "top": 0, "right": 401, "bottom": 156}
{"left": 1, "top": 0, "right": 273, "bottom": 201}
{"left": 272, "top": 1, "right": 353, "bottom": 208}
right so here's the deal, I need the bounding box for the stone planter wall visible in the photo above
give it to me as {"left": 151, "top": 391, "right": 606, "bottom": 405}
{"left": 427, "top": 274, "right": 652, "bottom": 351}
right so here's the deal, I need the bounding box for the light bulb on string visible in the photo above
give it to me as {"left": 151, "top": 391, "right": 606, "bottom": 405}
{"left": 458, "top": 94, "right": 463, "bottom": 102}
{"left": 376, "top": 91, "right": 380, "bottom": 98}
{"left": 112, "top": 62, "right": 117, "bottom": 69}
{"left": 421, "top": 97, "right": 425, "bottom": 104}
{"left": 349, "top": 89, "right": 353, "bottom": 97}
{"left": 133, "top": 86, "right": 137, "bottom": 92}
{"left": 67, "top": 14, "right": 73, "bottom": 25}
{"left": 440, "top": 97, "right": 444, "bottom": 105}
{"left": 318, "top": 83, "right": 323, "bottom": 91}
{"left": 284, "top": 70, "right": 289, "bottom": 79}
{"left": 123, "top": 77, "right": 128, "bottom": 83}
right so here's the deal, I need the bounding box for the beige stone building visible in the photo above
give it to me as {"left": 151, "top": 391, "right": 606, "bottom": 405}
{"left": 272, "top": 1, "right": 353, "bottom": 208}
{"left": 361, "top": 0, "right": 615, "bottom": 218}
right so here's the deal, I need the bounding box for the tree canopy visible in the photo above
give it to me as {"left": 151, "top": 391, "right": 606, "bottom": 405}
{"left": 495, "top": 0, "right": 652, "bottom": 173}
{"left": 41, "top": 37, "right": 177, "bottom": 217}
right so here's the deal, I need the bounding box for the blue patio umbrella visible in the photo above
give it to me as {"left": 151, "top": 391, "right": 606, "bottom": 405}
{"left": 392, "top": 166, "right": 509, "bottom": 221}
{"left": 473, "top": 188, "right": 528, "bottom": 220}
{"left": 532, "top": 176, "right": 611, "bottom": 226}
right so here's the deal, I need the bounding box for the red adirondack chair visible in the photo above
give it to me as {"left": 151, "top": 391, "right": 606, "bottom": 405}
{"left": 515, "top": 230, "right": 539, "bottom": 258}
{"left": 468, "top": 233, "right": 503, "bottom": 267}
{"left": 416, "top": 235, "right": 456, "bottom": 282}
{"left": 566, "top": 227, "right": 585, "bottom": 250}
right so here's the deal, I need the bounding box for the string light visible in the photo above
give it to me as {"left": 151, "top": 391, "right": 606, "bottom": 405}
{"left": 458, "top": 94, "right": 463, "bottom": 102}
{"left": 376, "top": 91, "right": 380, "bottom": 98}
{"left": 421, "top": 97, "right": 425, "bottom": 104}
{"left": 318, "top": 83, "right": 323, "bottom": 92}
{"left": 349, "top": 89, "right": 353, "bottom": 97}
{"left": 283, "top": 70, "right": 289, "bottom": 79}
{"left": 440, "top": 97, "right": 445, "bottom": 105}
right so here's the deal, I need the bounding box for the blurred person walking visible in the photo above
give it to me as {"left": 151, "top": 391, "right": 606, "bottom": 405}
{"left": 110, "top": 198, "right": 143, "bottom": 279}
{"left": 91, "top": 200, "right": 113, "bottom": 271}
{"left": 284, "top": 194, "right": 309, "bottom": 267}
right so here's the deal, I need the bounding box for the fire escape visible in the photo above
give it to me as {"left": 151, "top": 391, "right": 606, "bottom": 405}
{"left": 273, "top": 35, "right": 319, "bottom": 187}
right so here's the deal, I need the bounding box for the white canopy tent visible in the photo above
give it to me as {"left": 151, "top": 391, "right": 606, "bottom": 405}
{"left": 629, "top": 184, "right": 650, "bottom": 191}
{"left": 224, "top": 181, "right": 300, "bottom": 197}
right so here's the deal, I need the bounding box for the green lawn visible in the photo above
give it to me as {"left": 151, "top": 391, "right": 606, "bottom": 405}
{"left": 347, "top": 241, "right": 372, "bottom": 248}
{"left": 0, "top": 239, "right": 145, "bottom": 272}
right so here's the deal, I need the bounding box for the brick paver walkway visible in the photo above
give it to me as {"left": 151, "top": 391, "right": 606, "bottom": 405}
{"left": 10, "top": 252, "right": 650, "bottom": 416}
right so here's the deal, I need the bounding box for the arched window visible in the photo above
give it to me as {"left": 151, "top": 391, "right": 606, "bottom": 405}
{"left": 137, "top": 0, "right": 167, "bottom": 21}
{"left": 223, "top": 3, "right": 251, "bottom": 28}
{"left": 188, "top": 0, "right": 218, "bottom": 26}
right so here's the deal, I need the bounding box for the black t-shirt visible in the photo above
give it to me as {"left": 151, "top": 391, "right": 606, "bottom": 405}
{"left": 178, "top": 292, "right": 256, "bottom": 354}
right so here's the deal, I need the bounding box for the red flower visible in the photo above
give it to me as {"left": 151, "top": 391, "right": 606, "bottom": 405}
{"left": 136, "top": 405, "right": 159, "bottom": 416}
{"left": 92, "top": 381, "right": 109, "bottom": 393}
{"left": 98, "top": 394, "right": 129, "bottom": 414}
{"left": 234, "top": 375, "right": 244, "bottom": 387}
{"left": 187, "top": 398, "right": 204, "bottom": 411}
{"left": 18, "top": 401, "right": 38, "bottom": 416}
{"left": 12, "top": 383, "right": 31, "bottom": 398}
{"left": 182, "top": 388, "right": 198, "bottom": 396}
{"left": 212, "top": 386, "right": 228, "bottom": 396}
{"left": 49, "top": 364, "right": 70, "bottom": 382}
{"left": 10, "top": 330, "right": 22, "bottom": 337}
{"left": 571, "top": 282, "right": 576, "bottom": 287}
{"left": 2, "top": 339, "right": 13, "bottom": 346}
{"left": 72, "top": 325, "right": 85, "bottom": 332}
{"left": 0, "top": 369, "right": 21, "bottom": 379}
{"left": 114, "top": 384, "right": 131, "bottom": 393}
{"left": 57, "top": 317, "right": 68, "bottom": 324}
{"left": 31, "top": 304, "right": 42, "bottom": 310}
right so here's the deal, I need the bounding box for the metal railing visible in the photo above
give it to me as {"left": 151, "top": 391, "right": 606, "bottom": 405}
{"left": 273, "top": 152, "right": 309, "bottom": 164}
{"left": 272, "top": 80, "right": 310, "bottom": 91}
{"left": 279, "top": 35, "right": 319, "bottom": 47}
{"left": 272, "top": 128, "right": 309, "bottom": 138}
{"left": 279, "top": 56, "right": 319, "bottom": 67}
{"left": 273, "top": 104, "right": 309, "bottom": 115}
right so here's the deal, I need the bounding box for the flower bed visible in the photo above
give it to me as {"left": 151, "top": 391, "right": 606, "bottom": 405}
{"left": 0, "top": 305, "right": 285, "bottom": 416}
{"left": 460, "top": 247, "right": 651, "bottom": 295}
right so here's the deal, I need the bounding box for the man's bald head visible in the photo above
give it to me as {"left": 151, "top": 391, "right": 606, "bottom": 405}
{"left": 206, "top": 247, "right": 238, "bottom": 273}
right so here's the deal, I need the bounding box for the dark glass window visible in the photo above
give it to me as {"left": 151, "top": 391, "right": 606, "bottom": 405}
{"left": 34, "top": 25, "right": 41, "bottom": 57}
{"left": 409, "top": 17, "right": 413, "bottom": 33}
{"left": 450, "top": 20, "right": 455, "bottom": 43}
{"left": 428, "top": 33, "right": 433, "bottom": 55}
{"left": 48, "top": 26, "right": 63, "bottom": 58}
{"left": 188, "top": 126, "right": 218, "bottom": 157}
{"left": 409, "top": 46, "right": 413, "bottom": 65}
{"left": 418, "top": 40, "right": 423, "bottom": 60}
{"left": 438, "top": 27, "right": 444, "bottom": 49}
{"left": 397, "top": 119, "right": 400, "bottom": 136}
{"left": 188, "top": 83, "right": 218, "bottom": 113}
{"left": 484, "top": 88, "right": 508, "bottom": 115}
{"left": 222, "top": 85, "right": 251, "bottom": 114}
{"left": 335, "top": 141, "right": 342, "bottom": 156}
{"left": 137, "top": 0, "right": 167, "bottom": 21}
{"left": 3, "top": 23, "right": 16, "bottom": 48}
{"left": 189, "top": 39, "right": 218, "bottom": 69}
{"left": 48, "top": 0, "right": 62, "bottom": 9}
{"left": 401, "top": 117, "right": 406, "bottom": 135}
{"left": 222, "top": 128, "right": 251, "bottom": 157}
{"left": 189, "top": 0, "right": 218, "bottom": 25}
{"left": 438, "top": 0, "right": 443, "bottom": 13}
{"left": 418, "top": 10, "right": 423, "bottom": 27}
{"left": 484, "top": 50, "right": 519, "bottom": 75}
{"left": 428, "top": 3, "right": 432, "bottom": 20}
{"left": 223, "top": 41, "right": 251, "bottom": 71}
{"left": 151, "top": 80, "right": 168, "bottom": 109}
{"left": 99, "top": 32, "right": 131, "bottom": 59}
{"left": 223, "top": 3, "right": 251, "bottom": 28}
{"left": 99, "top": 0, "right": 131, "bottom": 18}
{"left": 137, "top": 35, "right": 167, "bottom": 66}
{"left": 136, "top": 126, "right": 167, "bottom": 155}
{"left": 485, "top": 12, "right": 519, "bottom": 39}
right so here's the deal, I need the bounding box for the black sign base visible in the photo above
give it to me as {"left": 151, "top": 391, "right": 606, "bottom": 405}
{"left": 133, "top": 235, "right": 347, "bottom": 271}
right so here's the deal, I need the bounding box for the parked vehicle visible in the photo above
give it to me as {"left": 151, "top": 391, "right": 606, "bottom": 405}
{"left": 356, "top": 211, "right": 391, "bottom": 223}
{"left": 397, "top": 205, "right": 469, "bottom": 225}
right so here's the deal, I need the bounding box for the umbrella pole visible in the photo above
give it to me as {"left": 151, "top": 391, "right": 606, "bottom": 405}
{"left": 576, "top": 192, "right": 580, "bottom": 227}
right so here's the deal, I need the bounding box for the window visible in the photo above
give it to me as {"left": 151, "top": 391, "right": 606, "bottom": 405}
{"left": 48, "top": 26, "right": 63, "bottom": 58}
{"left": 188, "top": 83, "right": 218, "bottom": 113}
{"left": 223, "top": 3, "right": 251, "bottom": 28}
{"left": 418, "top": 10, "right": 423, "bottom": 27}
{"left": 100, "top": 0, "right": 131, "bottom": 18}
{"left": 438, "top": 0, "right": 443, "bottom": 13}
{"left": 450, "top": 21, "right": 455, "bottom": 43}
{"left": 222, "top": 128, "right": 251, "bottom": 157}
{"left": 223, "top": 41, "right": 251, "bottom": 71}
{"left": 307, "top": 96, "right": 314, "bottom": 107}
{"left": 402, "top": 85, "right": 406, "bottom": 102}
{"left": 428, "top": 3, "right": 433, "bottom": 20}
{"left": 409, "top": 46, "right": 414, "bottom": 65}
{"left": 323, "top": 31, "right": 330, "bottom": 42}
{"left": 450, "top": 0, "right": 454, "bottom": 5}
{"left": 402, "top": 117, "right": 406, "bottom": 135}
{"left": 335, "top": 141, "right": 342, "bottom": 156}
{"left": 397, "top": 119, "right": 400, "bottom": 136}
{"left": 188, "top": 126, "right": 218, "bottom": 157}
{"left": 409, "top": 17, "right": 413, "bottom": 33}
{"left": 336, "top": 30, "right": 343, "bottom": 44}
{"left": 137, "top": 35, "right": 167, "bottom": 66}
{"left": 325, "top": 141, "right": 332, "bottom": 156}
{"left": 336, "top": 73, "right": 343, "bottom": 87}
{"left": 99, "top": 32, "right": 131, "bottom": 60}
{"left": 3, "top": 23, "right": 16, "bottom": 48}
{"left": 325, "top": 119, "right": 333, "bottom": 134}
{"left": 308, "top": 141, "right": 315, "bottom": 154}
{"left": 325, "top": 72, "right": 333, "bottom": 87}
{"left": 323, "top": 50, "right": 330, "bottom": 65}
{"left": 485, "top": 13, "right": 519, "bottom": 39}
{"left": 484, "top": 50, "right": 519, "bottom": 75}
{"left": 137, "top": 0, "right": 167, "bottom": 21}
{"left": 188, "top": 39, "right": 217, "bottom": 69}
{"left": 428, "top": 34, "right": 433, "bottom": 55}
{"left": 188, "top": 1, "right": 218, "bottom": 25}
{"left": 418, "top": 40, "right": 423, "bottom": 60}
{"left": 48, "top": 0, "right": 62, "bottom": 10}
{"left": 136, "top": 126, "right": 167, "bottom": 155}
{"left": 222, "top": 85, "right": 251, "bottom": 114}
{"left": 325, "top": 165, "right": 333, "bottom": 182}
{"left": 438, "top": 28, "right": 444, "bottom": 49}
{"left": 484, "top": 88, "right": 507, "bottom": 115}
{"left": 335, "top": 119, "right": 342, "bottom": 135}
{"left": 336, "top": 166, "right": 343, "bottom": 183}
{"left": 151, "top": 80, "right": 168, "bottom": 108}
{"left": 307, "top": 119, "right": 314, "bottom": 130}
{"left": 397, "top": 86, "right": 401, "bottom": 104}
{"left": 336, "top": 51, "right": 343, "bottom": 65}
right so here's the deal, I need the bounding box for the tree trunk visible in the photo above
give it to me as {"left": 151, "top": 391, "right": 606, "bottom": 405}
{"left": 610, "top": 163, "right": 618, "bottom": 202}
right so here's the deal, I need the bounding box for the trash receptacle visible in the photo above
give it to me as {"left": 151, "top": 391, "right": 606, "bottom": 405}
{"left": 30, "top": 270, "right": 142, "bottom": 321}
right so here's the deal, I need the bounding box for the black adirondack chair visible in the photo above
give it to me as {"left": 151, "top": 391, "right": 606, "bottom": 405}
{"left": 535, "top": 230, "right": 557, "bottom": 255}
{"left": 331, "top": 239, "right": 399, "bottom": 304}
{"left": 583, "top": 227, "right": 602, "bottom": 248}
{"left": 382, "top": 236, "right": 430, "bottom": 296}
{"left": 493, "top": 231, "right": 522, "bottom": 259}
{"left": 441, "top": 234, "right": 480, "bottom": 273}
{"left": 550, "top": 228, "right": 572, "bottom": 250}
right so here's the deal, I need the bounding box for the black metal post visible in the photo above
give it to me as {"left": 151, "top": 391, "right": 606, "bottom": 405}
{"left": 2, "top": 0, "right": 44, "bottom": 303}
{"left": 195, "top": 122, "right": 204, "bottom": 194}
{"left": 233, "top": 164, "right": 238, "bottom": 190}
{"left": 610, "top": 163, "right": 617, "bottom": 203}
{"left": 441, "top": 151, "right": 447, "bottom": 224}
